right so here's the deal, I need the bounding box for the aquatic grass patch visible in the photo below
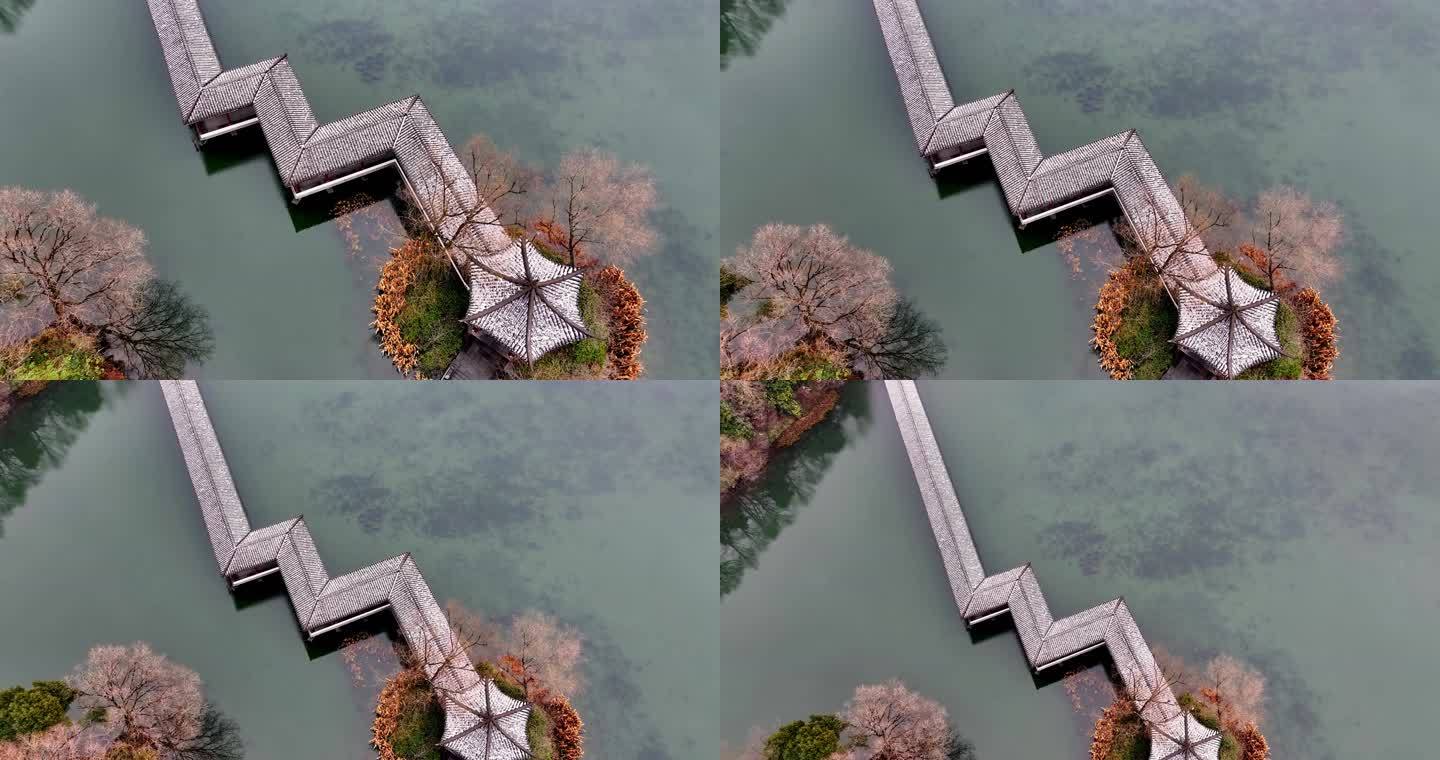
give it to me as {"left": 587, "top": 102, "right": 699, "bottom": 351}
{"left": 1, "top": 328, "right": 109, "bottom": 382}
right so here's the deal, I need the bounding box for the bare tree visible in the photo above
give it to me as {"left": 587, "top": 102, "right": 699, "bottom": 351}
{"left": 1116, "top": 646, "right": 1190, "bottom": 730}
{"left": 1117, "top": 175, "right": 1231, "bottom": 282}
{"left": 1244, "top": 187, "right": 1344, "bottom": 291}
{"left": 723, "top": 223, "right": 897, "bottom": 372}
{"left": 67, "top": 643, "right": 240, "bottom": 760}
{"left": 418, "top": 134, "right": 538, "bottom": 267}
{"left": 836, "top": 679, "right": 959, "bottom": 760}
{"left": 0, "top": 188, "right": 151, "bottom": 340}
{"left": 498, "top": 610, "right": 585, "bottom": 701}
{"left": 0, "top": 722, "right": 107, "bottom": 760}
{"left": 540, "top": 148, "right": 657, "bottom": 267}
{"left": 1201, "top": 654, "right": 1266, "bottom": 730}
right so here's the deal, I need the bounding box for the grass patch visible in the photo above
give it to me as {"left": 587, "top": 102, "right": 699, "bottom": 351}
{"left": 1111, "top": 280, "right": 1178, "bottom": 380}
{"left": 1, "top": 328, "right": 107, "bottom": 382}
{"left": 720, "top": 401, "right": 754, "bottom": 439}
{"left": 516, "top": 278, "right": 610, "bottom": 379}
{"left": 476, "top": 661, "right": 528, "bottom": 702}
{"left": 396, "top": 256, "right": 468, "bottom": 378}
{"left": 375, "top": 673, "right": 444, "bottom": 760}
{"left": 1236, "top": 300, "right": 1302, "bottom": 380}
{"left": 1099, "top": 708, "right": 1150, "bottom": 760}
{"left": 1178, "top": 694, "right": 1243, "bottom": 760}
{"left": 527, "top": 705, "right": 556, "bottom": 760}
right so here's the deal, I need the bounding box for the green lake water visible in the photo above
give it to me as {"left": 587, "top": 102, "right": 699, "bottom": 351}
{"left": 0, "top": 381, "right": 716, "bottom": 758}
{"left": 0, "top": 0, "right": 716, "bottom": 378}
{"left": 721, "top": 381, "right": 1440, "bottom": 758}
{"left": 721, "top": 0, "right": 1440, "bottom": 378}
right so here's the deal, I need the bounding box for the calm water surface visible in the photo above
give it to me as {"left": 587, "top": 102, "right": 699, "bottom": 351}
{"left": 0, "top": 381, "right": 716, "bottom": 759}
{"left": 722, "top": 0, "right": 1440, "bottom": 378}
{"left": 0, "top": 0, "right": 716, "bottom": 378}
{"left": 721, "top": 381, "right": 1440, "bottom": 758}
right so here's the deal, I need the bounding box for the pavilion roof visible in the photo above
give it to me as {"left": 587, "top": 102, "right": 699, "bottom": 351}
{"left": 1173, "top": 268, "right": 1284, "bottom": 379}
{"left": 464, "top": 240, "right": 590, "bottom": 364}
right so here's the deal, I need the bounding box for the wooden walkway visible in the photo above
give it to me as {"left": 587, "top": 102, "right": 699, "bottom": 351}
{"left": 885, "top": 381, "right": 1221, "bottom": 760}
{"left": 872, "top": 0, "right": 1283, "bottom": 378}
{"left": 146, "top": 0, "right": 514, "bottom": 280}
{"left": 159, "top": 381, "right": 533, "bottom": 760}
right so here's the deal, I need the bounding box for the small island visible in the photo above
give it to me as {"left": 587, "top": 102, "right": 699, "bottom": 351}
{"left": 0, "top": 642, "right": 241, "bottom": 760}
{"left": 1, "top": 188, "right": 213, "bottom": 382}
{"left": 1087, "top": 178, "right": 1341, "bottom": 380}
{"left": 730, "top": 680, "right": 975, "bottom": 760}
{"left": 357, "top": 136, "right": 656, "bottom": 380}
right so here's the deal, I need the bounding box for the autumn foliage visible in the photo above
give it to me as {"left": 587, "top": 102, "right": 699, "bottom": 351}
{"left": 593, "top": 265, "right": 646, "bottom": 380}
{"left": 543, "top": 695, "right": 585, "bottom": 760}
{"left": 1091, "top": 258, "right": 1145, "bottom": 379}
{"left": 1088, "top": 700, "right": 1140, "bottom": 760}
{"left": 370, "top": 667, "right": 432, "bottom": 760}
{"left": 1292, "top": 287, "right": 1338, "bottom": 380}
{"left": 372, "top": 240, "right": 428, "bottom": 377}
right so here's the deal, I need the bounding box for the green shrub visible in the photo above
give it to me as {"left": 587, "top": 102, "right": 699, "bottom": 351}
{"left": 572, "top": 338, "right": 607, "bottom": 367}
{"left": 1237, "top": 301, "right": 1302, "bottom": 380}
{"left": 477, "top": 662, "right": 528, "bottom": 702}
{"left": 763, "top": 381, "right": 803, "bottom": 417}
{"left": 720, "top": 267, "right": 754, "bottom": 316}
{"left": 396, "top": 258, "right": 467, "bottom": 378}
{"left": 1176, "top": 695, "right": 1241, "bottom": 760}
{"left": 720, "top": 402, "right": 754, "bottom": 439}
{"left": 1, "top": 330, "right": 106, "bottom": 381}
{"left": 517, "top": 279, "right": 610, "bottom": 379}
{"left": 764, "top": 714, "right": 846, "bottom": 760}
{"left": 527, "top": 705, "right": 556, "bottom": 760}
{"left": 1112, "top": 282, "right": 1178, "bottom": 380}
{"left": 0, "top": 680, "right": 76, "bottom": 740}
{"left": 387, "top": 691, "right": 443, "bottom": 760}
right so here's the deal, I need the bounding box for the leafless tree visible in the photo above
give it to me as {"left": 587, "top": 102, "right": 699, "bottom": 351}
{"left": 1117, "top": 175, "right": 1230, "bottom": 282}
{"left": 1201, "top": 654, "right": 1266, "bottom": 730}
{"left": 66, "top": 643, "right": 240, "bottom": 760}
{"left": 540, "top": 148, "right": 657, "bottom": 267}
{"left": 498, "top": 610, "right": 585, "bottom": 701}
{"left": 1244, "top": 187, "right": 1344, "bottom": 291}
{"left": 835, "top": 679, "right": 961, "bottom": 760}
{"left": 1118, "top": 646, "right": 1190, "bottom": 730}
{"left": 0, "top": 187, "right": 151, "bottom": 341}
{"left": 0, "top": 722, "right": 108, "bottom": 760}
{"left": 417, "top": 134, "right": 538, "bottom": 266}
{"left": 722, "top": 223, "right": 897, "bottom": 371}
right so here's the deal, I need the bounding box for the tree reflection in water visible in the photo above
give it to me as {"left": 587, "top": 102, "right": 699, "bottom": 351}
{"left": 721, "top": 383, "right": 871, "bottom": 596}
{"left": 0, "top": 0, "right": 36, "bottom": 33}
{"left": 0, "top": 382, "right": 108, "bottom": 537}
{"left": 721, "top": 0, "right": 789, "bottom": 69}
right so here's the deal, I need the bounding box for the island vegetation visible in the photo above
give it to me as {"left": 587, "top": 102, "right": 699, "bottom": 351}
{"left": 1, "top": 188, "right": 213, "bottom": 382}
{"left": 1066, "top": 650, "right": 1270, "bottom": 760}
{"left": 1086, "top": 178, "right": 1341, "bottom": 379}
{"left": 730, "top": 679, "right": 975, "bottom": 760}
{"left": 350, "top": 135, "right": 655, "bottom": 380}
{"left": 721, "top": 380, "right": 843, "bottom": 497}
{"left": 0, "top": 642, "right": 241, "bottom": 760}
{"left": 346, "top": 602, "right": 586, "bottom": 760}
{"left": 721, "top": 223, "right": 945, "bottom": 381}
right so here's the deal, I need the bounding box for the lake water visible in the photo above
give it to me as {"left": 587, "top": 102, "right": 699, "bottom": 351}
{"left": 0, "top": 381, "right": 716, "bottom": 759}
{"left": 721, "top": 0, "right": 1440, "bottom": 378}
{"left": 0, "top": 0, "right": 716, "bottom": 378}
{"left": 721, "top": 381, "right": 1440, "bottom": 758}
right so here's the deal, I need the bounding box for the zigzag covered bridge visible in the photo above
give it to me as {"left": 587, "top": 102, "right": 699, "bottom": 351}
{"left": 145, "top": 0, "right": 589, "bottom": 366}
{"left": 871, "top": 0, "right": 1286, "bottom": 378}
{"left": 160, "top": 381, "right": 535, "bottom": 759}
{"left": 886, "top": 380, "right": 1219, "bottom": 760}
